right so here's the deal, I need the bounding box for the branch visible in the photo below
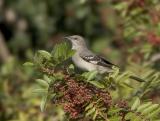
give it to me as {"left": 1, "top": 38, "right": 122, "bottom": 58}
{"left": 150, "top": 53, "right": 160, "bottom": 62}
{"left": 0, "top": 31, "right": 11, "bottom": 62}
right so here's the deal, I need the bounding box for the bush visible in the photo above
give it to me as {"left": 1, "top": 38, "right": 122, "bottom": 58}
{"left": 24, "top": 42, "right": 160, "bottom": 121}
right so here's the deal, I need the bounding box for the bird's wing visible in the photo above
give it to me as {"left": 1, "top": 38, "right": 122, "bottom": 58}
{"left": 80, "top": 54, "right": 115, "bottom": 68}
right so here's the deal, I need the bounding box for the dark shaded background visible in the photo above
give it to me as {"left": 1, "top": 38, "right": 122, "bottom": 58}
{"left": 0, "top": 0, "right": 160, "bottom": 121}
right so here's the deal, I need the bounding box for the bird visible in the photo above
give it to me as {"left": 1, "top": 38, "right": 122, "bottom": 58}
{"left": 64, "top": 35, "right": 145, "bottom": 82}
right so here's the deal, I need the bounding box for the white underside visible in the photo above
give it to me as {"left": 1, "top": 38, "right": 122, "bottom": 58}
{"left": 72, "top": 53, "right": 111, "bottom": 73}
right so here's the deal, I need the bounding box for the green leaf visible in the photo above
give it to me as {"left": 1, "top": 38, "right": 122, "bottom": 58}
{"left": 115, "top": 72, "right": 130, "bottom": 83}
{"left": 109, "top": 116, "right": 121, "bottom": 121}
{"left": 67, "top": 64, "right": 75, "bottom": 74}
{"left": 114, "top": 2, "right": 128, "bottom": 10}
{"left": 36, "top": 79, "right": 49, "bottom": 88}
{"left": 130, "top": 8, "right": 143, "bottom": 16}
{"left": 125, "top": 112, "right": 136, "bottom": 120}
{"left": 40, "top": 95, "right": 48, "bottom": 112}
{"left": 131, "top": 97, "right": 140, "bottom": 110}
{"left": 108, "top": 107, "right": 122, "bottom": 115}
{"left": 48, "top": 93, "right": 56, "bottom": 100}
{"left": 87, "top": 71, "right": 98, "bottom": 81}
{"left": 142, "top": 104, "right": 159, "bottom": 115}
{"left": 147, "top": 107, "right": 160, "bottom": 119}
{"left": 86, "top": 107, "right": 96, "bottom": 117}
{"left": 32, "top": 89, "right": 48, "bottom": 94}
{"left": 137, "top": 102, "right": 152, "bottom": 112}
{"left": 33, "top": 50, "right": 52, "bottom": 67}
{"left": 23, "top": 62, "right": 34, "bottom": 66}
{"left": 83, "top": 71, "right": 98, "bottom": 81}
{"left": 67, "top": 50, "right": 75, "bottom": 59}
{"left": 43, "top": 75, "right": 52, "bottom": 84}
{"left": 92, "top": 110, "right": 98, "bottom": 120}
{"left": 88, "top": 80, "right": 105, "bottom": 89}
{"left": 51, "top": 42, "right": 75, "bottom": 64}
{"left": 132, "top": 116, "right": 141, "bottom": 121}
{"left": 38, "top": 50, "right": 51, "bottom": 60}
{"left": 69, "top": 64, "right": 74, "bottom": 70}
{"left": 110, "top": 66, "right": 119, "bottom": 78}
{"left": 121, "top": 82, "right": 133, "bottom": 89}
{"left": 85, "top": 103, "right": 94, "bottom": 111}
{"left": 56, "top": 106, "right": 65, "bottom": 121}
{"left": 124, "top": 27, "right": 135, "bottom": 38}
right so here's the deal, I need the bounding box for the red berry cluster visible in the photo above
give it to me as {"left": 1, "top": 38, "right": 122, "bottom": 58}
{"left": 95, "top": 90, "right": 112, "bottom": 108}
{"left": 63, "top": 103, "right": 81, "bottom": 118}
{"left": 116, "top": 100, "right": 129, "bottom": 120}
{"left": 58, "top": 79, "right": 93, "bottom": 118}
{"left": 125, "top": 0, "right": 145, "bottom": 8}
{"left": 52, "top": 76, "right": 113, "bottom": 119}
{"left": 134, "top": 0, "right": 145, "bottom": 7}
{"left": 147, "top": 32, "right": 160, "bottom": 46}
{"left": 117, "top": 100, "right": 129, "bottom": 109}
{"left": 150, "top": 9, "right": 160, "bottom": 25}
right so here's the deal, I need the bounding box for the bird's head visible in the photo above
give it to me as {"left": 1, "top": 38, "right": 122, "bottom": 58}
{"left": 64, "top": 35, "right": 87, "bottom": 50}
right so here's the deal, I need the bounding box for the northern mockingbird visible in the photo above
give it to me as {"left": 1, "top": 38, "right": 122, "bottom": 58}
{"left": 65, "top": 35, "right": 115, "bottom": 74}
{"left": 64, "top": 35, "right": 145, "bottom": 82}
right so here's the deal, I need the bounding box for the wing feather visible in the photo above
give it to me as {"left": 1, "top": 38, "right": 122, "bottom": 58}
{"left": 80, "top": 55, "right": 115, "bottom": 68}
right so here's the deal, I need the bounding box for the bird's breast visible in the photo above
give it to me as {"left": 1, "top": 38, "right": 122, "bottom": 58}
{"left": 72, "top": 53, "right": 96, "bottom": 71}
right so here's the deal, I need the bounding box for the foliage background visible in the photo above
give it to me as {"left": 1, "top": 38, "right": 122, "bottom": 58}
{"left": 0, "top": 0, "right": 160, "bottom": 121}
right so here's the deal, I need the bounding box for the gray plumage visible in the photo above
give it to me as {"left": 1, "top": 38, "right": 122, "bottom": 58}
{"left": 64, "top": 35, "right": 146, "bottom": 82}
{"left": 65, "top": 35, "right": 115, "bottom": 73}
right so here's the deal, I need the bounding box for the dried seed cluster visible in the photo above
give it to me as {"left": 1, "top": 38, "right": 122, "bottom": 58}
{"left": 61, "top": 79, "right": 93, "bottom": 118}
{"left": 96, "top": 90, "right": 112, "bottom": 108}
{"left": 117, "top": 100, "right": 129, "bottom": 120}
{"left": 117, "top": 100, "right": 128, "bottom": 109}
{"left": 52, "top": 76, "right": 112, "bottom": 119}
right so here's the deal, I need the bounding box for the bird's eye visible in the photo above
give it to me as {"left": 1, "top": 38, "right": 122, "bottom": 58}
{"left": 74, "top": 37, "right": 77, "bottom": 40}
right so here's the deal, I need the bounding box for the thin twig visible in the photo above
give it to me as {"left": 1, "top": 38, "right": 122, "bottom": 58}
{"left": 0, "top": 31, "right": 11, "bottom": 62}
